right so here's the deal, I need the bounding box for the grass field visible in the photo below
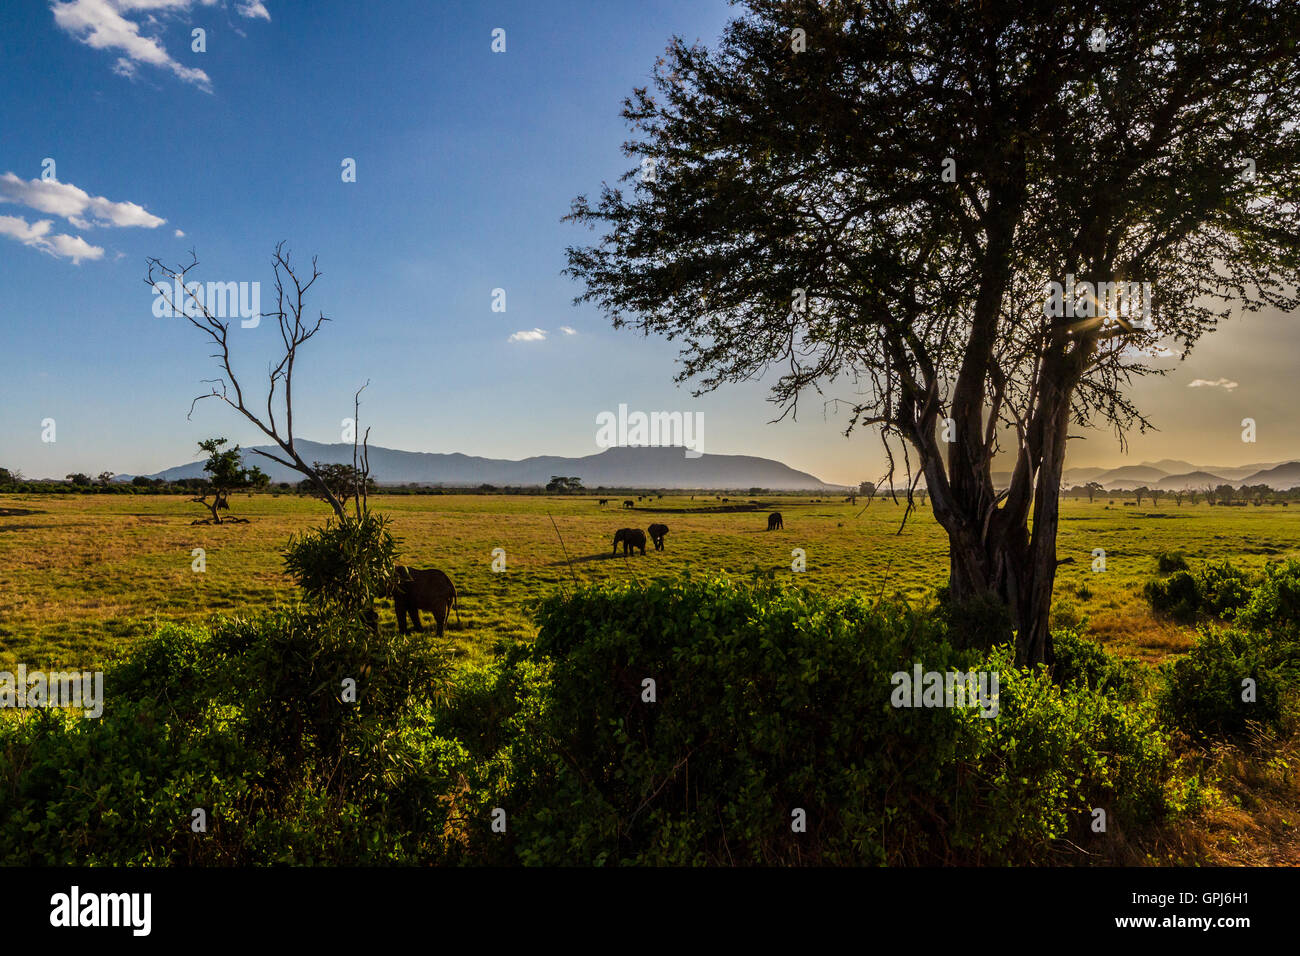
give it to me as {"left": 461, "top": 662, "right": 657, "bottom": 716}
{"left": 4, "top": 490, "right": 1300, "bottom": 672}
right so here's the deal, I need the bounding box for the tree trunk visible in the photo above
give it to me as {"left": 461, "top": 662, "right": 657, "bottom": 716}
{"left": 926, "top": 339, "right": 1081, "bottom": 667}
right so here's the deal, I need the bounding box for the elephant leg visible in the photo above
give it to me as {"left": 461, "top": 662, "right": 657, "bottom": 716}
{"left": 435, "top": 606, "right": 447, "bottom": 638}
{"left": 396, "top": 603, "right": 409, "bottom": 635}
{"left": 410, "top": 608, "right": 424, "bottom": 632}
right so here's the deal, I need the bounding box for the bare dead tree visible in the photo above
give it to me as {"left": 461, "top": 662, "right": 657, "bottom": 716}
{"left": 146, "top": 243, "right": 371, "bottom": 521}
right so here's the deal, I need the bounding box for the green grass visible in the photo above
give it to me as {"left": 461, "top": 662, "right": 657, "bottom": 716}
{"left": 3, "top": 491, "right": 1299, "bottom": 671}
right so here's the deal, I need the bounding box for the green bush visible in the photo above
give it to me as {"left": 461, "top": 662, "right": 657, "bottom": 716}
{"left": 0, "top": 606, "right": 463, "bottom": 865}
{"left": 483, "top": 578, "right": 1191, "bottom": 865}
{"left": 1197, "top": 560, "right": 1254, "bottom": 618}
{"left": 1144, "top": 570, "right": 1203, "bottom": 623}
{"left": 1160, "top": 625, "right": 1300, "bottom": 740}
{"left": 1051, "top": 628, "right": 1150, "bottom": 703}
{"left": 1156, "top": 551, "right": 1189, "bottom": 574}
{"left": 283, "top": 512, "right": 399, "bottom": 617}
{"left": 1235, "top": 559, "right": 1300, "bottom": 633}
{"left": 1143, "top": 558, "right": 1258, "bottom": 624}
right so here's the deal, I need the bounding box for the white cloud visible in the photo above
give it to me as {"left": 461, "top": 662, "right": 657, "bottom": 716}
{"left": 508, "top": 328, "right": 547, "bottom": 343}
{"left": 558, "top": 325, "right": 577, "bottom": 335}
{"left": 1187, "top": 377, "right": 1239, "bottom": 390}
{"left": 51, "top": 0, "right": 213, "bottom": 90}
{"left": 50, "top": 1, "right": 268, "bottom": 90}
{"left": 0, "top": 172, "right": 165, "bottom": 229}
{"left": 0, "top": 214, "right": 104, "bottom": 264}
{"left": 174, "top": 228, "right": 185, "bottom": 237}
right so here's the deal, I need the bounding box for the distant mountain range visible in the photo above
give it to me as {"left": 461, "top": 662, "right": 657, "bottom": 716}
{"left": 1054, "top": 459, "right": 1300, "bottom": 491}
{"left": 110, "top": 443, "right": 1300, "bottom": 492}
{"left": 126, "top": 441, "right": 845, "bottom": 491}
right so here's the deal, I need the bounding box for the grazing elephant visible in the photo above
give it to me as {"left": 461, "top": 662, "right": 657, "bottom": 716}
{"left": 647, "top": 523, "right": 668, "bottom": 550}
{"left": 767, "top": 512, "right": 784, "bottom": 530}
{"left": 623, "top": 499, "right": 635, "bottom": 508}
{"left": 387, "top": 566, "right": 459, "bottom": 637}
{"left": 613, "top": 528, "right": 647, "bottom": 555}
{"left": 598, "top": 498, "right": 609, "bottom": 506}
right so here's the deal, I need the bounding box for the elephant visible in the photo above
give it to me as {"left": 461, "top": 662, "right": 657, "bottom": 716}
{"left": 767, "top": 512, "right": 784, "bottom": 530}
{"left": 623, "top": 499, "right": 635, "bottom": 508}
{"left": 598, "top": 498, "right": 609, "bottom": 506}
{"left": 647, "top": 523, "right": 668, "bottom": 550}
{"left": 386, "top": 566, "right": 460, "bottom": 637}
{"left": 613, "top": 528, "right": 647, "bottom": 555}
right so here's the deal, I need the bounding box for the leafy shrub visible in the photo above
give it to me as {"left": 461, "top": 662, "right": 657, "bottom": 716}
{"left": 283, "top": 512, "right": 399, "bottom": 617}
{"left": 0, "top": 606, "right": 462, "bottom": 865}
{"left": 484, "top": 578, "right": 1191, "bottom": 865}
{"left": 1145, "top": 570, "right": 1203, "bottom": 623}
{"left": 1156, "top": 551, "right": 1189, "bottom": 574}
{"left": 1197, "top": 560, "right": 1254, "bottom": 618}
{"left": 1052, "top": 628, "right": 1150, "bottom": 703}
{"left": 1235, "top": 559, "right": 1300, "bottom": 633}
{"left": 1159, "top": 626, "right": 1300, "bottom": 739}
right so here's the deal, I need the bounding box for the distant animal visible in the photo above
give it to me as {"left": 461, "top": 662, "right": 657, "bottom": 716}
{"left": 647, "top": 523, "right": 669, "bottom": 550}
{"left": 613, "top": 527, "right": 647, "bottom": 555}
{"left": 767, "top": 512, "right": 784, "bottom": 530}
{"left": 623, "top": 499, "right": 634, "bottom": 509}
{"left": 598, "top": 498, "right": 609, "bottom": 506}
{"left": 722, "top": 497, "right": 729, "bottom": 503}
{"left": 638, "top": 495, "right": 644, "bottom": 501}
{"left": 387, "top": 566, "right": 459, "bottom": 637}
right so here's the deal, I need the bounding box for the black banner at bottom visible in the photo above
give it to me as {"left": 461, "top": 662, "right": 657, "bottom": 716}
{"left": 0, "top": 865, "right": 1289, "bottom": 942}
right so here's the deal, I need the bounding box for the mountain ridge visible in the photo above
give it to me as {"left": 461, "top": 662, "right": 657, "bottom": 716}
{"left": 133, "top": 441, "right": 847, "bottom": 491}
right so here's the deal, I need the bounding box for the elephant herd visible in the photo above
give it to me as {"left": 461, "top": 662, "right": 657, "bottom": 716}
{"left": 613, "top": 512, "right": 784, "bottom": 557}
{"left": 380, "top": 510, "right": 787, "bottom": 636}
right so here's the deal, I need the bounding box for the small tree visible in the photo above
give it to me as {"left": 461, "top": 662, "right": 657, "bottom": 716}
{"left": 190, "top": 438, "right": 267, "bottom": 524}
{"left": 1172, "top": 489, "right": 1184, "bottom": 507}
{"left": 299, "top": 462, "right": 376, "bottom": 504}
{"left": 1214, "top": 484, "right": 1235, "bottom": 505}
{"left": 858, "top": 481, "right": 876, "bottom": 499}
{"left": 96, "top": 471, "right": 115, "bottom": 487}
{"left": 1084, "top": 482, "right": 1105, "bottom": 504}
{"left": 546, "top": 476, "right": 584, "bottom": 493}
{"left": 146, "top": 244, "right": 373, "bottom": 521}
{"left": 65, "top": 473, "right": 91, "bottom": 487}
{"left": 1133, "top": 486, "right": 1149, "bottom": 506}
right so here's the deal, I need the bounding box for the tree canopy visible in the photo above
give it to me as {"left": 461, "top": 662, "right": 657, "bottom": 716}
{"left": 566, "top": 0, "right": 1300, "bottom": 662}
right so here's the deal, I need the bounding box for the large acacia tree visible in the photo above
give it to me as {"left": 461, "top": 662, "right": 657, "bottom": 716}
{"left": 565, "top": 0, "right": 1300, "bottom": 663}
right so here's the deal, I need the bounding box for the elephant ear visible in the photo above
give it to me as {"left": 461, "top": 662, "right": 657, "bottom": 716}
{"left": 396, "top": 565, "right": 413, "bottom": 582}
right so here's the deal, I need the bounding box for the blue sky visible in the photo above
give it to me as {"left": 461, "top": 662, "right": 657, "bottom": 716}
{"left": 1, "top": 0, "right": 1295, "bottom": 484}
